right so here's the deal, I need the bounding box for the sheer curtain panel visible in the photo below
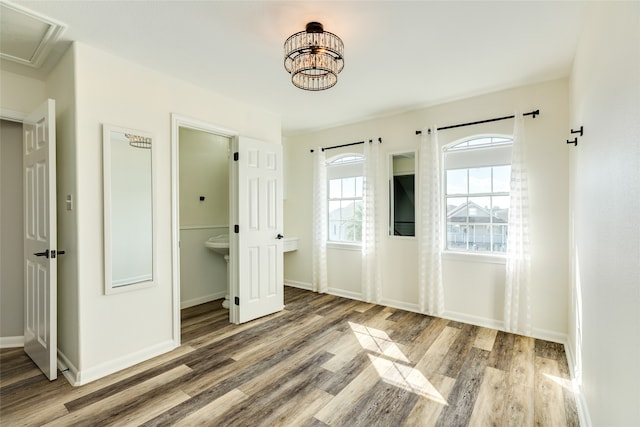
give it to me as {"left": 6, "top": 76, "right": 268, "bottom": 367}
{"left": 362, "top": 140, "right": 382, "bottom": 303}
{"left": 418, "top": 128, "right": 445, "bottom": 315}
{"left": 504, "top": 113, "right": 532, "bottom": 334}
{"left": 312, "top": 148, "right": 328, "bottom": 293}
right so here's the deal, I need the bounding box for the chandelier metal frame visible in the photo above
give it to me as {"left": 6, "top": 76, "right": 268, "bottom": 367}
{"left": 284, "top": 22, "right": 344, "bottom": 91}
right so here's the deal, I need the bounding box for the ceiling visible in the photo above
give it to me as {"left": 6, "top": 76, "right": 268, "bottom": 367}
{"left": 1, "top": 1, "right": 587, "bottom": 136}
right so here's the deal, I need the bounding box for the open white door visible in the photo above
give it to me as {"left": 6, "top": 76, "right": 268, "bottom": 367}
{"left": 230, "top": 136, "right": 284, "bottom": 324}
{"left": 23, "top": 99, "right": 57, "bottom": 380}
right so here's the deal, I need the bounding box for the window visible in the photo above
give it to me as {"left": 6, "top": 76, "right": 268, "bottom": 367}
{"left": 327, "top": 154, "right": 364, "bottom": 243}
{"left": 444, "top": 136, "right": 512, "bottom": 254}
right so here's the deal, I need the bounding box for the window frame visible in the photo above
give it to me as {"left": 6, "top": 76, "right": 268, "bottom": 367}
{"left": 326, "top": 153, "right": 364, "bottom": 248}
{"left": 442, "top": 135, "right": 513, "bottom": 259}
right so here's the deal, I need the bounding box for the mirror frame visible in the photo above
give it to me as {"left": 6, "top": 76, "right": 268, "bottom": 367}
{"left": 103, "top": 124, "right": 157, "bottom": 294}
{"left": 388, "top": 150, "right": 417, "bottom": 238}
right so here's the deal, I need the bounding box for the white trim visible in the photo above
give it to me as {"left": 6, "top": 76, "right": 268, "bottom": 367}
{"left": 441, "top": 310, "right": 504, "bottom": 331}
{"left": 564, "top": 339, "right": 592, "bottom": 427}
{"left": 180, "top": 292, "right": 226, "bottom": 309}
{"left": 102, "top": 124, "right": 157, "bottom": 296}
{"left": 284, "top": 280, "right": 313, "bottom": 291}
{"left": 0, "top": 2, "right": 66, "bottom": 68}
{"left": 0, "top": 108, "right": 26, "bottom": 122}
{"left": 64, "top": 339, "right": 177, "bottom": 386}
{"left": 379, "top": 298, "right": 420, "bottom": 314}
{"left": 530, "top": 327, "right": 568, "bottom": 345}
{"left": 111, "top": 274, "right": 153, "bottom": 287}
{"left": 180, "top": 225, "right": 228, "bottom": 231}
{"left": 0, "top": 336, "right": 24, "bottom": 348}
{"left": 170, "top": 114, "right": 238, "bottom": 346}
{"left": 442, "top": 251, "right": 507, "bottom": 265}
{"left": 327, "top": 242, "right": 362, "bottom": 251}
{"left": 57, "top": 349, "right": 80, "bottom": 386}
{"left": 327, "top": 287, "right": 362, "bottom": 301}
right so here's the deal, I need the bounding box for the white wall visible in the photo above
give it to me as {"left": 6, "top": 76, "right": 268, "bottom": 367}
{"left": 62, "top": 42, "right": 280, "bottom": 384}
{"left": 0, "top": 120, "right": 24, "bottom": 343}
{"left": 284, "top": 78, "right": 570, "bottom": 340}
{"left": 568, "top": 2, "right": 640, "bottom": 425}
{"left": 179, "top": 127, "right": 230, "bottom": 227}
{"left": 0, "top": 70, "right": 46, "bottom": 115}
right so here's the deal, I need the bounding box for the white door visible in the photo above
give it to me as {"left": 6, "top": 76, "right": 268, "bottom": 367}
{"left": 23, "top": 99, "right": 57, "bottom": 381}
{"left": 230, "top": 136, "right": 284, "bottom": 324}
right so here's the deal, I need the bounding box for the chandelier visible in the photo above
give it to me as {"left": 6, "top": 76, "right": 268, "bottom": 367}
{"left": 284, "top": 22, "right": 344, "bottom": 91}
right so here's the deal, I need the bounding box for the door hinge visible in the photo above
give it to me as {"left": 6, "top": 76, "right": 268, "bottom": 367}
{"left": 233, "top": 152, "right": 239, "bottom": 161}
{"left": 234, "top": 297, "right": 239, "bottom": 306}
{"left": 234, "top": 224, "right": 239, "bottom": 233}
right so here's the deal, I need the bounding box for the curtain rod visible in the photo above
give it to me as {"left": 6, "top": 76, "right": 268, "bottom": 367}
{"left": 310, "top": 137, "right": 382, "bottom": 153}
{"left": 415, "top": 109, "right": 539, "bottom": 135}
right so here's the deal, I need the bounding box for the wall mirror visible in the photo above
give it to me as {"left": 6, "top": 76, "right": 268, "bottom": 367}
{"left": 103, "top": 124, "right": 155, "bottom": 294}
{"left": 389, "top": 151, "right": 416, "bottom": 237}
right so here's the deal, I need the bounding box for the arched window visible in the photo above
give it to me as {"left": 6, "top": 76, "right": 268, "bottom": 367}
{"left": 327, "top": 153, "right": 364, "bottom": 243}
{"left": 443, "top": 136, "right": 512, "bottom": 253}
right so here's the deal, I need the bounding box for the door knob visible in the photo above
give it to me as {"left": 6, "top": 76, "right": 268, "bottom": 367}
{"left": 34, "top": 249, "right": 50, "bottom": 258}
{"left": 276, "top": 234, "right": 284, "bottom": 239}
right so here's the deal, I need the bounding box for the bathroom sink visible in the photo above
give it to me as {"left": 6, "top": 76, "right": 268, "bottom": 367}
{"left": 205, "top": 234, "right": 229, "bottom": 256}
{"left": 283, "top": 237, "right": 299, "bottom": 252}
{"left": 206, "top": 234, "right": 298, "bottom": 255}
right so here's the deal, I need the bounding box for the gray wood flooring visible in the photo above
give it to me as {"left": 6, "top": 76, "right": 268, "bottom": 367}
{"left": 0, "top": 286, "right": 579, "bottom": 426}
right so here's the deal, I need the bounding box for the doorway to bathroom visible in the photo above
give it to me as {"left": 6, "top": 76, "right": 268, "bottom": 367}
{"left": 171, "top": 114, "right": 285, "bottom": 343}
{"left": 171, "top": 115, "right": 235, "bottom": 341}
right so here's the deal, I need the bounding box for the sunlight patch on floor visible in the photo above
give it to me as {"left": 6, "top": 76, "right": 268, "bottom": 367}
{"left": 349, "top": 321, "right": 447, "bottom": 404}
{"left": 544, "top": 373, "right": 573, "bottom": 391}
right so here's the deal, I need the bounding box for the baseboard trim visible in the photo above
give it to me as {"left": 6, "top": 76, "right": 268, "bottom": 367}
{"left": 0, "top": 336, "right": 24, "bottom": 348}
{"left": 441, "top": 310, "right": 504, "bottom": 331}
{"left": 563, "top": 339, "right": 592, "bottom": 426}
{"left": 379, "top": 298, "right": 420, "bottom": 314}
{"left": 181, "top": 292, "right": 225, "bottom": 309}
{"left": 531, "top": 327, "right": 568, "bottom": 345}
{"left": 67, "top": 340, "right": 178, "bottom": 386}
{"left": 57, "top": 349, "right": 80, "bottom": 386}
{"left": 327, "top": 287, "right": 362, "bottom": 301}
{"left": 284, "top": 280, "right": 313, "bottom": 291}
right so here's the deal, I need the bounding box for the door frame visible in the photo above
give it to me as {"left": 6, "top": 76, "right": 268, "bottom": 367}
{"left": 170, "top": 114, "right": 238, "bottom": 345}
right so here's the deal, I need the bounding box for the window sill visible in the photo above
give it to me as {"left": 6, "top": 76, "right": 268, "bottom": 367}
{"left": 442, "top": 251, "right": 506, "bottom": 265}
{"left": 327, "top": 242, "right": 362, "bottom": 251}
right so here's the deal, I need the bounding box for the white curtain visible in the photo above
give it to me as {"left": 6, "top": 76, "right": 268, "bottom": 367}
{"left": 312, "top": 148, "right": 328, "bottom": 293}
{"left": 504, "top": 113, "right": 532, "bottom": 334}
{"left": 418, "top": 128, "right": 445, "bottom": 316}
{"left": 362, "top": 140, "right": 382, "bottom": 303}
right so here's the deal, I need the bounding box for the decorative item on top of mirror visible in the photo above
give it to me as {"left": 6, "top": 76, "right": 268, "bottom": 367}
{"left": 103, "top": 124, "right": 155, "bottom": 294}
{"left": 389, "top": 151, "right": 416, "bottom": 237}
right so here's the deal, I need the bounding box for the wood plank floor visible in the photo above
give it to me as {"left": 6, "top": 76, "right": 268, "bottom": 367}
{"left": 0, "top": 287, "right": 579, "bottom": 426}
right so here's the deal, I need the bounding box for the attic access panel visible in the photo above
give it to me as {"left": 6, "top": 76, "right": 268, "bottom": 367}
{"left": 0, "top": 2, "right": 65, "bottom": 68}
